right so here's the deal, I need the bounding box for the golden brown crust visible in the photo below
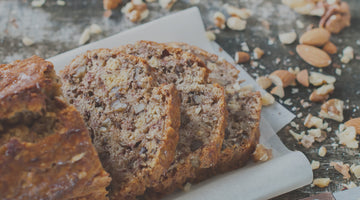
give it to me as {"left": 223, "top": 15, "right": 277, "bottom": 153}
{"left": 0, "top": 56, "right": 61, "bottom": 121}
{"left": 0, "top": 56, "right": 111, "bottom": 199}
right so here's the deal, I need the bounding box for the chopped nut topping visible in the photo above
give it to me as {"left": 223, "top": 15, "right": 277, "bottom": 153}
{"left": 224, "top": 4, "right": 252, "bottom": 19}
{"left": 341, "top": 46, "right": 354, "bottom": 64}
{"left": 261, "top": 92, "right": 275, "bottom": 106}
{"left": 296, "top": 69, "right": 309, "bottom": 87}
{"left": 319, "top": 1, "right": 351, "bottom": 34}
{"left": 301, "top": 135, "right": 315, "bottom": 148}
{"left": 78, "top": 28, "right": 91, "bottom": 45}
{"left": 350, "top": 164, "right": 360, "bottom": 178}
{"left": 319, "top": 99, "right": 344, "bottom": 122}
{"left": 213, "top": 12, "right": 226, "bottom": 29}
{"left": 253, "top": 144, "right": 272, "bottom": 162}
{"left": 318, "top": 146, "right": 327, "bottom": 157}
{"left": 269, "top": 70, "right": 296, "bottom": 88}
{"left": 308, "top": 128, "right": 321, "bottom": 138}
{"left": 22, "top": 36, "right": 35, "bottom": 46}
{"left": 311, "top": 160, "right": 320, "bottom": 170}
{"left": 253, "top": 47, "right": 264, "bottom": 60}
{"left": 159, "top": 0, "right": 177, "bottom": 9}
{"left": 235, "top": 51, "right": 250, "bottom": 64}
{"left": 256, "top": 76, "right": 272, "bottom": 89}
{"left": 270, "top": 86, "right": 285, "bottom": 98}
{"left": 227, "top": 17, "right": 247, "bottom": 31}
{"left": 289, "top": 130, "right": 305, "bottom": 141}
{"left": 304, "top": 114, "right": 323, "bottom": 129}
{"left": 309, "top": 84, "right": 334, "bottom": 102}
{"left": 121, "top": 0, "right": 149, "bottom": 23}
{"left": 313, "top": 178, "right": 331, "bottom": 188}
{"left": 309, "top": 72, "right": 336, "bottom": 86}
{"left": 345, "top": 118, "right": 360, "bottom": 134}
{"left": 330, "top": 161, "right": 350, "bottom": 180}
{"left": 338, "top": 126, "right": 358, "bottom": 148}
{"left": 278, "top": 31, "right": 297, "bottom": 44}
{"left": 205, "top": 31, "right": 216, "bottom": 41}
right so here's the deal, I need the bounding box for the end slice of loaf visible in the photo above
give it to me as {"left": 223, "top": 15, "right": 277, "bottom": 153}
{"left": 116, "top": 41, "right": 227, "bottom": 194}
{"left": 60, "top": 49, "right": 181, "bottom": 199}
{"left": 167, "top": 42, "right": 262, "bottom": 174}
{"left": 0, "top": 56, "right": 111, "bottom": 200}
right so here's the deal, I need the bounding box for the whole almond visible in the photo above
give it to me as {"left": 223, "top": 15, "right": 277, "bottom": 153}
{"left": 345, "top": 118, "right": 360, "bottom": 134}
{"left": 296, "top": 69, "right": 309, "bottom": 87}
{"left": 269, "top": 70, "right": 296, "bottom": 88}
{"left": 299, "top": 28, "right": 331, "bottom": 47}
{"left": 296, "top": 45, "right": 332, "bottom": 68}
{"left": 322, "top": 41, "right": 337, "bottom": 54}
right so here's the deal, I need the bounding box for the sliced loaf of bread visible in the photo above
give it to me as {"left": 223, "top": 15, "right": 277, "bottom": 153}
{"left": 60, "top": 49, "right": 181, "bottom": 199}
{"left": 116, "top": 41, "right": 227, "bottom": 193}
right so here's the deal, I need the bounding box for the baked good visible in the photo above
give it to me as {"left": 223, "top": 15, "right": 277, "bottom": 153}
{"left": 60, "top": 49, "right": 181, "bottom": 199}
{"left": 167, "top": 42, "right": 262, "bottom": 174}
{"left": 0, "top": 56, "right": 111, "bottom": 199}
{"left": 116, "top": 41, "right": 227, "bottom": 194}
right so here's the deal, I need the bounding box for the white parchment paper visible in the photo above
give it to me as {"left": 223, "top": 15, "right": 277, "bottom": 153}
{"left": 48, "top": 7, "right": 313, "bottom": 200}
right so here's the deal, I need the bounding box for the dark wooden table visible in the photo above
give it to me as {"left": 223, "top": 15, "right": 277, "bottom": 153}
{"left": 1, "top": 0, "right": 359, "bottom": 199}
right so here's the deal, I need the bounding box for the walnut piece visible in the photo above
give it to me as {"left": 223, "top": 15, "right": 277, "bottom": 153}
{"left": 319, "top": 99, "right": 344, "bottom": 122}
{"left": 319, "top": 1, "right": 351, "bottom": 34}
{"left": 121, "top": 0, "right": 149, "bottom": 23}
{"left": 253, "top": 144, "right": 273, "bottom": 162}
{"left": 330, "top": 161, "right": 350, "bottom": 180}
{"left": 304, "top": 114, "right": 323, "bottom": 129}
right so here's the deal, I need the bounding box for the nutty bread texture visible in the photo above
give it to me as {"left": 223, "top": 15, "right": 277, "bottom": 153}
{"left": 167, "top": 42, "right": 262, "bottom": 175}
{"left": 0, "top": 56, "right": 111, "bottom": 200}
{"left": 61, "top": 49, "right": 181, "bottom": 199}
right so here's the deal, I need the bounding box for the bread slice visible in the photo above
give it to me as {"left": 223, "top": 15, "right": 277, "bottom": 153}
{"left": 116, "top": 41, "right": 227, "bottom": 194}
{"left": 0, "top": 56, "right": 111, "bottom": 199}
{"left": 60, "top": 49, "right": 181, "bottom": 199}
{"left": 167, "top": 43, "right": 262, "bottom": 174}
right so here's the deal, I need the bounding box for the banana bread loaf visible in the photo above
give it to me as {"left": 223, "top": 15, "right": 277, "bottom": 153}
{"left": 0, "top": 56, "right": 111, "bottom": 200}
{"left": 60, "top": 49, "right": 181, "bottom": 199}
{"left": 116, "top": 41, "right": 227, "bottom": 194}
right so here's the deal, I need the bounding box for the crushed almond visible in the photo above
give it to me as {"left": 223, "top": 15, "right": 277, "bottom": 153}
{"left": 270, "top": 86, "right": 285, "bottom": 98}
{"left": 309, "top": 72, "right": 336, "bottom": 86}
{"left": 341, "top": 46, "right": 354, "bottom": 64}
{"left": 289, "top": 130, "right": 305, "bottom": 141}
{"left": 301, "top": 135, "right": 315, "bottom": 148}
{"left": 261, "top": 92, "right": 275, "bottom": 106}
{"left": 224, "top": 4, "right": 252, "bottom": 19}
{"left": 205, "top": 31, "right": 216, "bottom": 41}
{"left": 345, "top": 118, "right": 360, "bottom": 134}
{"left": 227, "top": 17, "right": 247, "bottom": 31}
{"left": 256, "top": 76, "right": 272, "bottom": 89}
{"left": 253, "top": 47, "right": 264, "bottom": 59}
{"left": 309, "top": 84, "right": 334, "bottom": 102}
{"left": 350, "top": 164, "right": 360, "bottom": 178}
{"left": 269, "top": 70, "right": 296, "bottom": 88}
{"left": 159, "top": 0, "right": 177, "bottom": 10}
{"left": 278, "top": 31, "right": 297, "bottom": 44}
{"left": 252, "top": 144, "right": 273, "bottom": 162}
{"left": 121, "top": 0, "right": 149, "bottom": 23}
{"left": 296, "top": 69, "right": 309, "bottom": 87}
{"left": 213, "top": 12, "right": 226, "bottom": 29}
{"left": 235, "top": 51, "right": 250, "bottom": 64}
{"left": 78, "top": 28, "right": 91, "bottom": 45}
{"left": 318, "top": 146, "right": 327, "bottom": 157}
{"left": 338, "top": 126, "right": 358, "bottom": 148}
{"left": 319, "top": 99, "right": 344, "bottom": 122}
{"left": 313, "top": 178, "right": 331, "bottom": 188}
{"left": 330, "top": 161, "right": 350, "bottom": 180}
{"left": 304, "top": 114, "right": 323, "bottom": 129}
{"left": 311, "top": 160, "right": 320, "bottom": 170}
